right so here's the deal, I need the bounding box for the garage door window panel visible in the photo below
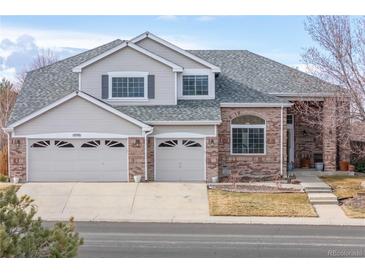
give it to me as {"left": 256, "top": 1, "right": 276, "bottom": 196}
{"left": 31, "top": 140, "right": 50, "bottom": 148}
{"left": 158, "top": 140, "right": 178, "bottom": 147}
{"left": 105, "top": 140, "right": 125, "bottom": 148}
{"left": 81, "top": 140, "right": 100, "bottom": 148}
{"left": 231, "top": 115, "right": 266, "bottom": 155}
{"left": 182, "top": 140, "right": 202, "bottom": 147}
{"left": 55, "top": 140, "right": 74, "bottom": 148}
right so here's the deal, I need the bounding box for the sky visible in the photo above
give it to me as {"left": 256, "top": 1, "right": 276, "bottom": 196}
{"left": 0, "top": 16, "right": 315, "bottom": 81}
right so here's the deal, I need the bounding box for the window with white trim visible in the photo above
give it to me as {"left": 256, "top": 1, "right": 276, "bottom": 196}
{"left": 108, "top": 72, "right": 148, "bottom": 99}
{"left": 112, "top": 77, "right": 144, "bottom": 98}
{"left": 231, "top": 115, "right": 266, "bottom": 154}
{"left": 182, "top": 75, "right": 208, "bottom": 96}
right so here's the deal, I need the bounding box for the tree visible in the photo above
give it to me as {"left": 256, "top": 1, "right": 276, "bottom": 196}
{"left": 0, "top": 187, "right": 83, "bottom": 257}
{"left": 0, "top": 78, "right": 17, "bottom": 147}
{"left": 294, "top": 16, "right": 365, "bottom": 160}
{"left": 16, "top": 48, "right": 59, "bottom": 89}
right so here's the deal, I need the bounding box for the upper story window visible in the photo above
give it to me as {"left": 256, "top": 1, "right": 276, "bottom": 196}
{"left": 182, "top": 75, "right": 209, "bottom": 96}
{"left": 112, "top": 77, "right": 145, "bottom": 98}
{"left": 108, "top": 72, "right": 148, "bottom": 100}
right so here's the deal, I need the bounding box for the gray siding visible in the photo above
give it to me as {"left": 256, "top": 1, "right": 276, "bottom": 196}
{"left": 81, "top": 47, "right": 175, "bottom": 105}
{"left": 137, "top": 38, "right": 208, "bottom": 69}
{"left": 14, "top": 97, "right": 142, "bottom": 136}
{"left": 152, "top": 125, "right": 216, "bottom": 136}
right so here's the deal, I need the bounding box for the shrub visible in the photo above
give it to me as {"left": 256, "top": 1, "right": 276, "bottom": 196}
{"left": 0, "top": 187, "right": 83, "bottom": 257}
{"left": 0, "top": 174, "right": 9, "bottom": 182}
{"left": 354, "top": 159, "right": 365, "bottom": 173}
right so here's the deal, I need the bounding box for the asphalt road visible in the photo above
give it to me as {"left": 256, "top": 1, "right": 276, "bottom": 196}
{"left": 52, "top": 222, "right": 365, "bottom": 258}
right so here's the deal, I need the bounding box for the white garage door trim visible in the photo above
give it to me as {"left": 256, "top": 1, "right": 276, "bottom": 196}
{"left": 27, "top": 137, "right": 129, "bottom": 182}
{"left": 154, "top": 136, "right": 206, "bottom": 182}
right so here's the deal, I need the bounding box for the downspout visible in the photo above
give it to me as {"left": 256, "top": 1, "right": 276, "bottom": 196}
{"left": 280, "top": 105, "right": 284, "bottom": 177}
{"left": 144, "top": 128, "right": 154, "bottom": 181}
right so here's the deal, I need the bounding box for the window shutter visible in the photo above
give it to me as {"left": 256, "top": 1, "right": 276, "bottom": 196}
{"left": 148, "top": 74, "right": 155, "bottom": 99}
{"left": 101, "top": 75, "right": 109, "bottom": 99}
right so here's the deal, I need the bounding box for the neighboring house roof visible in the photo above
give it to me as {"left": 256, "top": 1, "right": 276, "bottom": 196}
{"left": 190, "top": 50, "right": 340, "bottom": 96}
{"left": 8, "top": 39, "right": 336, "bottom": 126}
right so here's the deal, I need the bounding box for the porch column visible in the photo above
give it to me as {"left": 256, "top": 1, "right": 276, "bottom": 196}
{"left": 323, "top": 97, "right": 337, "bottom": 171}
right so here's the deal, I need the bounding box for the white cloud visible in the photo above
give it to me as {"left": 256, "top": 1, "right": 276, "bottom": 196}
{"left": 196, "top": 16, "right": 215, "bottom": 22}
{"left": 0, "top": 26, "right": 117, "bottom": 49}
{"left": 0, "top": 67, "right": 16, "bottom": 82}
{"left": 156, "top": 15, "right": 178, "bottom": 21}
{"left": 290, "top": 63, "right": 318, "bottom": 74}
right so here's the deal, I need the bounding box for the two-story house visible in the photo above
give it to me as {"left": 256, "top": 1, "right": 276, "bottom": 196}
{"left": 4, "top": 32, "right": 350, "bottom": 183}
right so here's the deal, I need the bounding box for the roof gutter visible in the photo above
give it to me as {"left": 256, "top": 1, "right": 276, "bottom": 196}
{"left": 220, "top": 102, "right": 293, "bottom": 108}
{"left": 145, "top": 120, "right": 222, "bottom": 125}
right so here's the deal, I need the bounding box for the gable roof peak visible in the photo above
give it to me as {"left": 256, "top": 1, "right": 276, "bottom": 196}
{"left": 130, "top": 32, "right": 221, "bottom": 73}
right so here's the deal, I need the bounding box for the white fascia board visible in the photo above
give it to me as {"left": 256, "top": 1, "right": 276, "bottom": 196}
{"left": 145, "top": 120, "right": 222, "bottom": 125}
{"left": 72, "top": 42, "right": 183, "bottom": 73}
{"left": 153, "top": 132, "right": 207, "bottom": 138}
{"left": 220, "top": 102, "right": 293, "bottom": 108}
{"left": 130, "top": 32, "right": 221, "bottom": 73}
{"left": 17, "top": 132, "right": 141, "bottom": 139}
{"left": 7, "top": 91, "right": 152, "bottom": 132}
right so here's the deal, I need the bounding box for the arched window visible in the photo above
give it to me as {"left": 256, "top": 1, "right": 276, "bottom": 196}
{"left": 231, "top": 115, "right": 266, "bottom": 154}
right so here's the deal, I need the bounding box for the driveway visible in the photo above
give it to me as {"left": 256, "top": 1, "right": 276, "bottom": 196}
{"left": 17, "top": 182, "right": 209, "bottom": 222}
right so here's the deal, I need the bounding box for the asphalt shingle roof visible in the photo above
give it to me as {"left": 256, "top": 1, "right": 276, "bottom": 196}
{"left": 8, "top": 41, "right": 337, "bottom": 126}
{"left": 190, "top": 50, "right": 340, "bottom": 96}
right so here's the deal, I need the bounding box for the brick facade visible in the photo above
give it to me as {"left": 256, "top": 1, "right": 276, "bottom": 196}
{"left": 206, "top": 136, "right": 219, "bottom": 182}
{"left": 128, "top": 137, "right": 145, "bottom": 182}
{"left": 218, "top": 107, "right": 287, "bottom": 182}
{"left": 9, "top": 137, "right": 27, "bottom": 182}
{"left": 147, "top": 137, "right": 154, "bottom": 181}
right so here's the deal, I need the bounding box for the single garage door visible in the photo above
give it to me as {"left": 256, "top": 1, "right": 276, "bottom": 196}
{"left": 28, "top": 139, "right": 128, "bottom": 182}
{"left": 156, "top": 138, "right": 205, "bottom": 181}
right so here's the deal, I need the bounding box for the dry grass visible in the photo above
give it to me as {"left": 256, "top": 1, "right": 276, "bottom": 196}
{"left": 0, "top": 183, "right": 20, "bottom": 193}
{"left": 321, "top": 176, "right": 365, "bottom": 218}
{"left": 208, "top": 189, "right": 317, "bottom": 217}
{"left": 321, "top": 176, "right": 365, "bottom": 199}
{"left": 342, "top": 205, "right": 365, "bottom": 218}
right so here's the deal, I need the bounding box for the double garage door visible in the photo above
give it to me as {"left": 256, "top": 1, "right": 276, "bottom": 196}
{"left": 155, "top": 138, "right": 205, "bottom": 181}
{"left": 28, "top": 139, "right": 128, "bottom": 182}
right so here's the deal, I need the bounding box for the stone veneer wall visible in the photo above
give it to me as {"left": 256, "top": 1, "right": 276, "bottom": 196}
{"left": 128, "top": 137, "right": 145, "bottom": 182}
{"left": 206, "top": 136, "right": 219, "bottom": 183}
{"left": 323, "top": 98, "right": 337, "bottom": 171}
{"left": 147, "top": 137, "right": 154, "bottom": 181}
{"left": 9, "top": 137, "right": 26, "bottom": 182}
{"left": 218, "top": 107, "right": 287, "bottom": 182}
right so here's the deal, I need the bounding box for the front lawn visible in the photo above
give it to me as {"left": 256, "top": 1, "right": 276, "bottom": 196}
{"left": 208, "top": 189, "right": 317, "bottom": 217}
{"left": 321, "top": 176, "right": 365, "bottom": 218}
